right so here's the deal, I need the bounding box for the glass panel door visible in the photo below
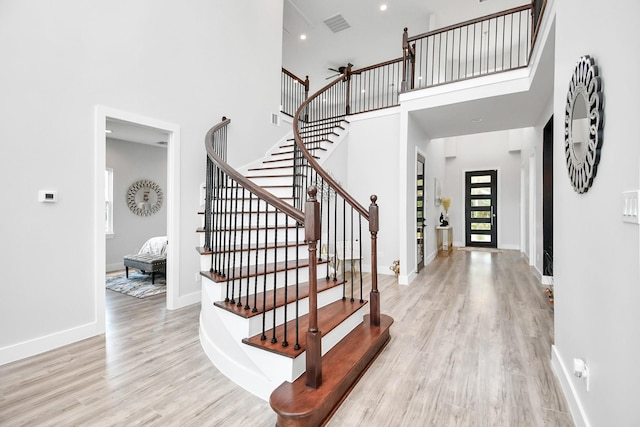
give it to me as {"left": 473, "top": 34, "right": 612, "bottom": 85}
{"left": 465, "top": 170, "right": 497, "bottom": 247}
{"left": 417, "top": 154, "right": 426, "bottom": 271}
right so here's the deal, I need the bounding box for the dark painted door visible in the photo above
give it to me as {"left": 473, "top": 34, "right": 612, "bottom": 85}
{"left": 465, "top": 170, "right": 498, "bottom": 248}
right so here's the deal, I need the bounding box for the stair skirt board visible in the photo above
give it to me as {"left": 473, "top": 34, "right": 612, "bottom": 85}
{"left": 200, "top": 281, "right": 369, "bottom": 401}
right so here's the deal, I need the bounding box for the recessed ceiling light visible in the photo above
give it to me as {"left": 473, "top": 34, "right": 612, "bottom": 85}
{"left": 380, "top": 4, "right": 388, "bottom": 11}
{"left": 471, "top": 118, "right": 483, "bottom": 123}
{"left": 300, "top": 34, "right": 307, "bottom": 40}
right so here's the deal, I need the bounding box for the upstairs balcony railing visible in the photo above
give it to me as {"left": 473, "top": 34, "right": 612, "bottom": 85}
{"left": 402, "top": 4, "right": 534, "bottom": 91}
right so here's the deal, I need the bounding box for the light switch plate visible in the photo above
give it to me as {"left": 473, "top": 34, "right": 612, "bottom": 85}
{"left": 38, "top": 190, "right": 58, "bottom": 203}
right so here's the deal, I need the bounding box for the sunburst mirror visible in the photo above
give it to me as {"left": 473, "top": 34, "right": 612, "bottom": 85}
{"left": 127, "top": 179, "right": 163, "bottom": 216}
{"left": 564, "top": 55, "right": 604, "bottom": 193}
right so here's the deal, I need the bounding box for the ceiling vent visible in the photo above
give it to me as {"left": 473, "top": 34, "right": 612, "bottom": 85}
{"left": 323, "top": 13, "right": 350, "bottom": 33}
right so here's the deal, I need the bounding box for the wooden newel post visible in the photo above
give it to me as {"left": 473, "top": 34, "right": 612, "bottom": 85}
{"left": 305, "top": 186, "right": 322, "bottom": 389}
{"left": 345, "top": 63, "right": 353, "bottom": 116}
{"left": 369, "top": 195, "right": 380, "bottom": 327}
{"left": 401, "top": 27, "right": 409, "bottom": 92}
{"left": 304, "top": 76, "right": 310, "bottom": 122}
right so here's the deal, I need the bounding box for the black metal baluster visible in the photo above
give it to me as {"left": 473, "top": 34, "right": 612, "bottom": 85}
{"left": 230, "top": 181, "right": 240, "bottom": 305}
{"left": 261, "top": 202, "right": 269, "bottom": 341}
{"left": 333, "top": 190, "right": 338, "bottom": 281}
{"left": 342, "top": 198, "right": 346, "bottom": 300}
{"left": 271, "top": 211, "right": 279, "bottom": 344}
{"left": 244, "top": 190, "right": 252, "bottom": 310}
{"left": 294, "top": 224, "right": 301, "bottom": 350}
{"left": 237, "top": 187, "right": 246, "bottom": 307}
{"left": 359, "top": 215, "right": 363, "bottom": 303}
{"left": 282, "top": 218, "right": 289, "bottom": 348}
{"left": 350, "top": 205, "right": 354, "bottom": 302}
{"left": 252, "top": 198, "right": 260, "bottom": 313}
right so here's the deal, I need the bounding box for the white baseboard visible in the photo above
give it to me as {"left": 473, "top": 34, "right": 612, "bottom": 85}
{"left": 0, "top": 321, "right": 102, "bottom": 366}
{"left": 551, "top": 345, "right": 590, "bottom": 427}
{"left": 106, "top": 262, "right": 124, "bottom": 272}
{"left": 174, "top": 290, "right": 201, "bottom": 309}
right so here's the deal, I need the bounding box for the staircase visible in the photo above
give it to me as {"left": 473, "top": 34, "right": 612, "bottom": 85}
{"left": 198, "top": 113, "right": 393, "bottom": 425}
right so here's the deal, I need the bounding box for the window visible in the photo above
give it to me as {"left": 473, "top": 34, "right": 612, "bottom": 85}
{"left": 105, "top": 168, "right": 114, "bottom": 236}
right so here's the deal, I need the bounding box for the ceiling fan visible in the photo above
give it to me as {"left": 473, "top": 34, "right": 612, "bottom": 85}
{"left": 326, "top": 63, "right": 353, "bottom": 79}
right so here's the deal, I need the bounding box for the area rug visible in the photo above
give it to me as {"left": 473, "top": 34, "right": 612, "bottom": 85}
{"left": 105, "top": 270, "right": 166, "bottom": 298}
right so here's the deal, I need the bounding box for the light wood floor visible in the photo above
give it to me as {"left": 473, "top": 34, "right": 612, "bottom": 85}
{"left": 0, "top": 249, "right": 573, "bottom": 426}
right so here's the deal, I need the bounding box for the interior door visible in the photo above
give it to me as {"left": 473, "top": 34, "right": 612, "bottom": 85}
{"left": 465, "top": 170, "right": 497, "bottom": 248}
{"left": 416, "top": 154, "right": 426, "bottom": 271}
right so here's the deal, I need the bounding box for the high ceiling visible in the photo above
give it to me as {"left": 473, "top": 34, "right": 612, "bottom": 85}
{"left": 282, "top": 0, "right": 526, "bottom": 88}
{"left": 282, "top": 0, "right": 554, "bottom": 139}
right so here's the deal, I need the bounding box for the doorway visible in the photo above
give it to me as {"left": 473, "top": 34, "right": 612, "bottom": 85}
{"left": 95, "top": 107, "right": 181, "bottom": 332}
{"left": 465, "top": 169, "right": 497, "bottom": 248}
{"left": 542, "top": 116, "right": 554, "bottom": 276}
{"left": 416, "top": 154, "right": 426, "bottom": 272}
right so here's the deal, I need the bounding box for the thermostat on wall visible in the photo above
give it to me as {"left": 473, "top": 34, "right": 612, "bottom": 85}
{"left": 38, "top": 190, "right": 58, "bottom": 203}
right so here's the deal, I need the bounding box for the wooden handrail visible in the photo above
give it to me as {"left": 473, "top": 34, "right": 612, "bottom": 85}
{"left": 351, "top": 57, "right": 403, "bottom": 75}
{"left": 282, "top": 68, "right": 309, "bottom": 89}
{"left": 292, "top": 78, "right": 370, "bottom": 220}
{"left": 204, "top": 117, "right": 305, "bottom": 223}
{"left": 407, "top": 4, "right": 532, "bottom": 42}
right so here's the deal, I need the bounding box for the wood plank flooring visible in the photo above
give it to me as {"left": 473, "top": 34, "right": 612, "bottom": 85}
{"left": 0, "top": 249, "right": 573, "bottom": 426}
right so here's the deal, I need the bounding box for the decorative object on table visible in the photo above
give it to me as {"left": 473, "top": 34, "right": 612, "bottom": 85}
{"left": 127, "top": 179, "right": 163, "bottom": 216}
{"left": 564, "top": 55, "right": 604, "bottom": 194}
{"left": 440, "top": 197, "right": 451, "bottom": 226}
{"left": 389, "top": 260, "right": 400, "bottom": 279}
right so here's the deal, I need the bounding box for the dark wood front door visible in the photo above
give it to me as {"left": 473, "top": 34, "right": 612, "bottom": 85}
{"left": 465, "top": 170, "right": 497, "bottom": 248}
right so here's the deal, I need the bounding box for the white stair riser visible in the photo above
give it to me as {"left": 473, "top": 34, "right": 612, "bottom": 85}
{"left": 203, "top": 211, "right": 300, "bottom": 228}
{"left": 200, "top": 246, "right": 310, "bottom": 271}
{"left": 201, "top": 227, "right": 304, "bottom": 246}
{"left": 246, "top": 176, "right": 294, "bottom": 187}
{"left": 202, "top": 263, "right": 331, "bottom": 292}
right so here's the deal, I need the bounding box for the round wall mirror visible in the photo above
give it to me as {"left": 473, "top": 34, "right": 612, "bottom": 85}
{"left": 570, "top": 91, "right": 588, "bottom": 162}
{"left": 127, "top": 179, "right": 163, "bottom": 216}
{"left": 564, "top": 55, "right": 604, "bottom": 193}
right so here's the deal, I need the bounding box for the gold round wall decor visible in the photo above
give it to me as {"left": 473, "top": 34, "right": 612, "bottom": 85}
{"left": 127, "top": 179, "right": 163, "bottom": 216}
{"left": 564, "top": 55, "right": 604, "bottom": 193}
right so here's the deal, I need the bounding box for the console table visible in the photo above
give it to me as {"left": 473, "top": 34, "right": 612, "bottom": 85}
{"left": 436, "top": 226, "right": 453, "bottom": 257}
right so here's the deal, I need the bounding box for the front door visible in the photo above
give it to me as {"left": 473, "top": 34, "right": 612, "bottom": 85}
{"left": 416, "top": 154, "right": 426, "bottom": 271}
{"left": 465, "top": 170, "right": 497, "bottom": 248}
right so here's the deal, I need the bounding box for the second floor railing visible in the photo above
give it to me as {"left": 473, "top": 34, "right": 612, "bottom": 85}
{"left": 402, "top": 4, "right": 534, "bottom": 91}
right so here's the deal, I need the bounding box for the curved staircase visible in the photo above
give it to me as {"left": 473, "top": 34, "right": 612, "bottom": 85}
{"left": 198, "top": 108, "right": 392, "bottom": 425}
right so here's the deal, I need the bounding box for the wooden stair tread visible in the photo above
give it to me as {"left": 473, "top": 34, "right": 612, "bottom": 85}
{"left": 248, "top": 164, "right": 293, "bottom": 171}
{"left": 201, "top": 258, "right": 328, "bottom": 282}
{"left": 272, "top": 147, "right": 326, "bottom": 156}
{"left": 242, "top": 299, "right": 368, "bottom": 358}
{"left": 214, "top": 277, "right": 344, "bottom": 318}
{"left": 270, "top": 314, "right": 393, "bottom": 426}
{"left": 246, "top": 174, "right": 294, "bottom": 179}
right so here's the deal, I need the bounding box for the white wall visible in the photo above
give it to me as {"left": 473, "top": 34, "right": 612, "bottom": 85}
{"left": 346, "top": 110, "right": 401, "bottom": 275}
{"left": 106, "top": 139, "right": 167, "bottom": 271}
{"left": 423, "top": 139, "right": 446, "bottom": 262}
{"left": 552, "top": 0, "right": 640, "bottom": 425}
{"left": 435, "top": 130, "right": 522, "bottom": 249}
{"left": 0, "top": 0, "right": 285, "bottom": 364}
